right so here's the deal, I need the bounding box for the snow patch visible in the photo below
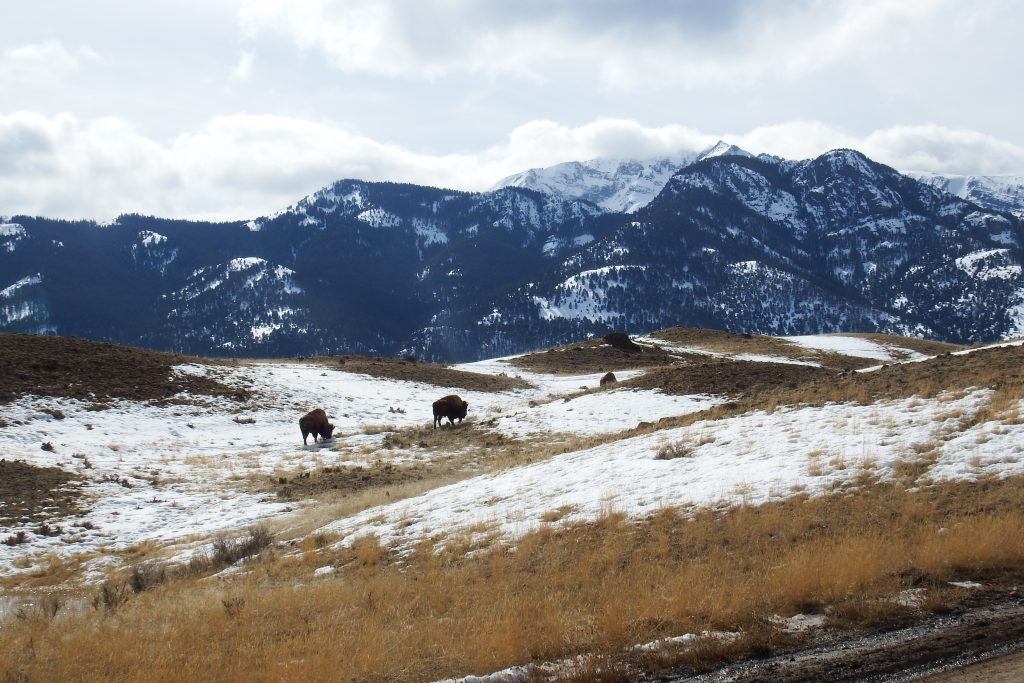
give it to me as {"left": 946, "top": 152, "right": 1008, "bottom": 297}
{"left": 1, "top": 274, "right": 43, "bottom": 298}
{"left": 227, "top": 257, "right": 267, "bottom": 272}
{"left": 0, "top": 222, "right": 27, "bottom": 252}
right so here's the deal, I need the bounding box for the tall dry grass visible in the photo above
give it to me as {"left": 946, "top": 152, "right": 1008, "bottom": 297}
{"left": 3, "top": 476, "right": 1023, "bottom": 683}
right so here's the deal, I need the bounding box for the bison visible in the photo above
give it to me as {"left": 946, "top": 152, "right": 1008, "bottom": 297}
{"left": 432, "top": 394, "right": 468, "bottom": 429}
{"left": 600, "top": 371, "right": 617, "bottom": 386}
{"left": 603, "top": 331, "right": 643, "bottom": 352}
{"left": 299, "top": 408, "right": 335, "bottom": 445}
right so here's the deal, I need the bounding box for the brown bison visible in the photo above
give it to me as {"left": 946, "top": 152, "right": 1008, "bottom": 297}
{"left": 600, "top": 371, "right": 617, "bottom": 386}
{"left": 299, "top": 408, "right": 335, "bottom": 444}
{"left": 433, "top": 394, "right": 468, "bottom": 429}
{"left": 603, "top": 331, "right": 642, "bottom": 352}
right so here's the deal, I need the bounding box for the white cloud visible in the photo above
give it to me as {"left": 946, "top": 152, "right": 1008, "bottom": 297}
{"left": 861, "top": 125, "right": 1024, "bottom": 176}
{"left": 1, "top": 112, "right": 1022, "bottom": 222}
{"left": 0, "top": 40, "right": 95, "bottom": 83}
{"left": 233, "top": 51, "right": 255, "bottom": 80}
{"left": 236, "top": 0, "right": 953, "bottom": 88}
{"left": 731, "top": 121, "right": 1024, "bottom": 176}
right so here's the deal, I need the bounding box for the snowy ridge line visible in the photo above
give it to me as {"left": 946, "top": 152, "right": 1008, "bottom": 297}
{"left": 634, "top": 334, "right": 823, "bottom": 367}
{"left": 857, "top": 338, "right": 1024, "bottom": 373}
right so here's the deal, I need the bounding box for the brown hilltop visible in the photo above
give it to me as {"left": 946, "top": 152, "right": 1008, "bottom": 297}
{"left": 0, "top": 333, "right": 247, "bottom": 404}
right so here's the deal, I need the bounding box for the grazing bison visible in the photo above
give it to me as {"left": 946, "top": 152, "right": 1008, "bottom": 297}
{"left": 299, "top": 408, "right": 335, "bottom": 445}
{"left": 603, "top": 331, "right": 643, "bottom": 352}
{"left": 433, "top": 394, "right": 468, "bottom": 429}
{"left": 600, "top": 371, "right": 617, "bottom": 386}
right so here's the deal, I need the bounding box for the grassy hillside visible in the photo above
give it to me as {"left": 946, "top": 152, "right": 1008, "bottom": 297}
{"left": 2, "top": 329, "right": 1022, "bottom": 681}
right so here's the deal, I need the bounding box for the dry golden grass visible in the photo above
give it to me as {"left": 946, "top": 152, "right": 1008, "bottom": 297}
{"left": 3, "top": 475, "right": 1023, "bottom": 683}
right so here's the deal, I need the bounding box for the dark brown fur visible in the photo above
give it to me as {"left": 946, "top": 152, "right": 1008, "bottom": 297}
{"left": 299, "top": 408, "right": 335, "bottom": 444}
{"left": 432, "top": 394, "right": 468, "bottom": 429}
{"left": 600, "top": 371, "right": 617, "bottom": 386}
{"left": 603, "top": 331, "right": 643, "bottom": 352}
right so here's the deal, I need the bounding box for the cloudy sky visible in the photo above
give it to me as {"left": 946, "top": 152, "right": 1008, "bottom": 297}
{"left": 2, "top": 0, "right": 1022, "bottom": 221}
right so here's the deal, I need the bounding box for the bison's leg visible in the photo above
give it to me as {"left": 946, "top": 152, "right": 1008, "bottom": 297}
{"left": 301, "top": 428, "right": 309, "bottom": 445}
{"left": 433, "top": 414, "right": 439, "bottom": 429}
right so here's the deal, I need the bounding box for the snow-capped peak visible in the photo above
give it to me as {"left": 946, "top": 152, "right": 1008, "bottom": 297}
{"left": 490, "top": 153, "right": 695, "bottom": 214}
{"left": 695, "top": 140, "right": 753, "bottom": 162}
{"left": 908, "top": 172, "right": 1024, "bottom": 218}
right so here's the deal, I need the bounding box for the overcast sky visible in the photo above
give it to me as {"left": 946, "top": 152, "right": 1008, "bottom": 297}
{"left": 2, "top": 0, "right": 1022, "bottom": 221}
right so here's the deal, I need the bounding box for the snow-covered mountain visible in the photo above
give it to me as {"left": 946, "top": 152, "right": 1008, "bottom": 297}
{"left": 3, "top": 148, "right": 1024, "bottom": 361}
{"left": 490, "top": 141, "right": 760, "bottom": 214}
{"left": 908, "top": 172, "right": 1024, "bottom": 218}
{"left": 693, "top": 140, "right": 753, "bottom": 162}
{"left": 494, "top": 146, "right": 1024, "bottom": 221}
{"left": 491, "top": 153, "right": 696, "bottom": 213}
{"left": 468, "top": 149, "right": 1024, "bottom": 351}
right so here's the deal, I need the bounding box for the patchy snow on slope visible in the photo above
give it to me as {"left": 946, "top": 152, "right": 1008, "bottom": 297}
{"left": 0, "top": 361, "right": 528, "bottom": 578}
{"left": 1, "top": 274, "right": 43, "bottom": 298}
{"left": 227, "top": 256, "right": 266, "bottom": 272}
{"left": 414, "top": 219, "right": 449, "bottom": 246}
{"left": 5, "top": 335, "right": 1022, "bottom": 587}
{"left": 955, "top": 249, "right": 1021, "bottom": 280}
{"left": 453, "top": 355, "right": 641, "bottom": 398}
{"left": 489, "top": 390, "right": 723, "bottom": 438}
{"left": 0, "top": 222, "right": 26, "bottom": 252}
{"left": 634, "top": 334, "right": 821, "bottom": 367}
{"left": 784, "top": 334, "right": 922, "bottom": 361}
{"left": 357, "top": 208, "right": 402, "bottom": 228}
{"left": 137, "top": 230, "right": 167, "bottom": 247}
{"left": 3, "top": 352, "right": 707, "bottom": 578}
{"left": 321, "top": 389, "right": 1024, "bottom": 552}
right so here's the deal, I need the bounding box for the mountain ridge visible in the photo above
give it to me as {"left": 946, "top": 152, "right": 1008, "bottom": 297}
{"left": 3, "top": 148, "right": 1024, "bottom": 361}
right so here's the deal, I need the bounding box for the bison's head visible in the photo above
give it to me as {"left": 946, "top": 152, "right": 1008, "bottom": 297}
{"left": 323, "top": 423, "right": 335, "bottom": 440}
{"left": 459, "top": 401, "right": 469, "bottom": 417}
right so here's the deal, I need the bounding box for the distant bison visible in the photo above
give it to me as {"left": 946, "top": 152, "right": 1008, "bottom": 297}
{"left": 600, "top": 372, "right": 617, "bottom": 386}
{"left": 603, "top": 331, "right": 643, "bottom": 353}
{"left": 299, "top": 408, "right": 334, "bottom": 444}
{"left": 433, "top": 394, "right": 469, "bottom": 429}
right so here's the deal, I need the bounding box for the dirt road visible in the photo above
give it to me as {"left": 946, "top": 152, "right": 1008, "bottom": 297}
{"left": 668, "top": 591, "right": 1024, "bottom": 682}
{"left": 918, "top": 649, "right": 1024, "bottom": 682}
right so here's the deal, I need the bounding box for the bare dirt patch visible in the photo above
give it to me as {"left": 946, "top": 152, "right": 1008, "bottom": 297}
{"left": 920, "top": 647, "right": 1024, "bottom": 682}
{"left": 679, "top": 592, "right": 1024, "bottom": 682}
{"left": 273, "top": 422, "right": 549, "bottom": 503}
{"left": 0, "top": 459, "right": 84, "bottom": 526}
{"left": 273, "top": 462, "right": 431, "bottom": 499}
{"left": 0, "top": 333, "right": 246, "bottom": 404}
{"left": 510, "top": 337, "right": 677, "bottom": 374}
{"left": 621, "top": 358, "right": 834, "bottom": 398}
{"left": 306, "top": 355, "right": 532, "bottom": 392}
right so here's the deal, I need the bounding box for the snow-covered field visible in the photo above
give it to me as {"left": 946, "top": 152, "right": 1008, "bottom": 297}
{"left": 2, "top": 334, "right": 1021, "bottom": 584}
{"left": 0, "top": 353, "right": 712, "bottom": 578}
{"left": 322, "top": 389, "right": 1024, "bottom": 551}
